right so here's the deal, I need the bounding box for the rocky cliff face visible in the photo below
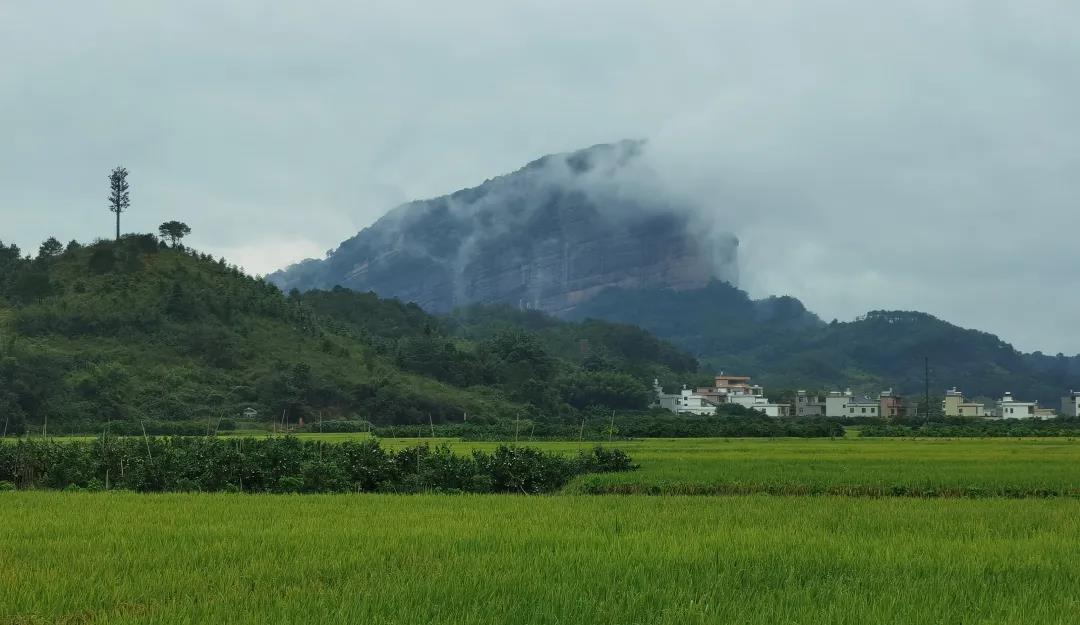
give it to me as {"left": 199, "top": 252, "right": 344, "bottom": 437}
{"left": 269, "top": 140, "right": 739, "bottom": 313}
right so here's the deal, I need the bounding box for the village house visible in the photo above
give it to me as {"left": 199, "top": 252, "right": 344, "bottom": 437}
{"left": 878, "top": 389, "right": 905, "bottom": 419}
{"left": 656, "top": 376, "right": 1073, "bottom": 421}
{"left": 843, "top": 395, "right": 880, "bottom": 417}
{"left": 942, "top": 388, "right": 985, "bottom": 417}
{"left": 823, "top": 389, "right": 900, "bottom": 418}
{"left": 655, "top": 374, "right": 791, "bottom": 417}
{"left": 696, "top": 374, "right": 791, "bottom": 417}
{"left": 694, "top": 374, "right": 758, "bottom": 405}
{"left": 1062, "top": 391, "right": 1080, "bottom": 417}
{"left": 653, "top": 381, "right": 717, "bottom": 416}
{"left": 743, "top": 400, "right": 792, "bottom": 418}
{"left": 824, "top": 390, "right": 852, "bottom": 418}
{"left": 795, "top": 390, "right": 826, "bottom": 417}
{"left": 993, "top": 392, "right": 1040, "bottom": 419}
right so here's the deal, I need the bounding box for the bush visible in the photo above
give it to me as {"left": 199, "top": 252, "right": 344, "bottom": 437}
{"left": 860, "top": 418, "right": 1080, "bottom": 438}
{"left": 0, "top": 437, "right": 635, "bottom": 494}
{"left": 576, "top": 446, "right": 637, "bottom": 473}
{"left": 296, "top": 419, "right": 371, "bottom": 433}
{"left": 379, "top": 414, "right": 844, "bottom": 441}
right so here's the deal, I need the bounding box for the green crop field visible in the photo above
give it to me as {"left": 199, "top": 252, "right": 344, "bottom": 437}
{"left": 5, "top": 436, "right": 1080, "bottom": 623}
{"left": 563, "top": 437, "right": 1080, "bottom": 496}
{"left": 273, "top": 435, "right": 1080, "bottom": 497}
{"left": 9, "top": 435, "right": 1080, "bottom": 497}
{"left": 2, "top": 492, "right": 1079, "bottom": 624}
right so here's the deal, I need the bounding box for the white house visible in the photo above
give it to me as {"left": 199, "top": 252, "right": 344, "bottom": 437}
{"left": 824, "top": 390, "right": 852, "bottom": 418}
{"left": 1062, "top": 391, "right": 1080, "bottom": 417}
{"left": 824, "top": 389, "right": 889, "bottom": 418}
{"left": 751, "top": 401, "right": 792, "bottom": 417}
{"left": 653, "top": 381, "right": 717, "bottom": 416}
{"left": 727, "top": 390, "right": 766, "bottom": 410}
{"left": 843, "top": 395, "right": 880, "bottom": 417}
{"left": 994, "top": 392, "right": 1038, "bottom": 419}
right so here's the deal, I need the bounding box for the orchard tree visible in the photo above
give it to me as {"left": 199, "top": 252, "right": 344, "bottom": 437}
{"left": 107, "top": 166, "right": 130, "bottom": 240}
{"left": 158, "top": 221, "right": 192, "bottom": 247}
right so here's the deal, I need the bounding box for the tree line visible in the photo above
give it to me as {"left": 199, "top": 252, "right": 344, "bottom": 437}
{"left": 0, "top": 437, "right": 636, "bottom": 494}
{"left": 860, "top": 418, "right": 1080, "bottom": 438}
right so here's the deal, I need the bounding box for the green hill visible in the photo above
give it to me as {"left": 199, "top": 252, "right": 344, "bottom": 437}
{"left": 0, "top": 235, "right": 697, "bottom": 434}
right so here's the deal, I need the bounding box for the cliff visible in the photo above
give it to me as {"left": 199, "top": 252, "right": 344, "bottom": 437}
{"left": 268, "top": 141, "right": 739, "bottom": 313}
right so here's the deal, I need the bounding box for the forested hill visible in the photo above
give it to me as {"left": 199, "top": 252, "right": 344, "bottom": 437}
{"left": 565, "top": 281, "right": 1080, "bottom": 404}
{"left": 0, "top": 235, "right": 697, "bottom": 434}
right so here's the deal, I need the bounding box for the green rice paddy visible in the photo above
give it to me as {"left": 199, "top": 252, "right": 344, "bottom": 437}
{"left": 3, "top": 437, "right": 1079, "bottom": 624}
{"left": 336, "top": 435, "right": 1080, "bottom": 497}
{"left": 3, "top": 493, "right": 1079, "bottom": 624}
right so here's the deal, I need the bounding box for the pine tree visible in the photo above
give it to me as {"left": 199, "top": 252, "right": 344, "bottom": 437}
{"left": 107, "top": 167, "right": 130, "bottom": 240}
{"left": 37, "top": 237, "right": 63, "bottom": 259}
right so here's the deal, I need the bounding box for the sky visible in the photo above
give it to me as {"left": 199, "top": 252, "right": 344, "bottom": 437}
{"left": 2, "top": 1, "right": 1079, "bottom": 353}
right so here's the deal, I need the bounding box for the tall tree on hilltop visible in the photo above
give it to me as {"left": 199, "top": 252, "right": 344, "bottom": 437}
{"left": 37, "top": 237, "right": 63, "bottom": 259}
{"left": 158, "top": 221, "right": 192, "bottom": 247}
{"left": 107, "top": 166, "right": 130, "bottom": 241}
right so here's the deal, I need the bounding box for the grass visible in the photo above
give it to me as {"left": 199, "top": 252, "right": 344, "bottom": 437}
{"left": 2, "top": 492, "right": 1078, "bottom": 624}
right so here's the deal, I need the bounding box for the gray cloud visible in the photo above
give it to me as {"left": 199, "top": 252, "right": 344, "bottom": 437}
{"left": 2, "top": 1, "right": 1079, "bottom": 352}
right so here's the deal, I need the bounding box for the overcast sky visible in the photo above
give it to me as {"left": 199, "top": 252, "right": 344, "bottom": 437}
{"left": 3, "top": 1, "right": 1079, "bottom": 353}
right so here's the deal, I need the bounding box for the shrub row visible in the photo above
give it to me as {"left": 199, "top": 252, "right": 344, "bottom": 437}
{"left": 860, "top": 419, "right": 1080, "bottom": 438}
{"left": 346, "top": 416, "right": 845, "bottom": 440}
{"left": 0, "top": 437, "right": 635, "bottom": 494}
{"left": 20, "top": 419, "right": 239, "bottom": 437}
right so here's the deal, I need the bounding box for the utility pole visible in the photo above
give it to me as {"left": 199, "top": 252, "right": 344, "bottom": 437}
{"left": 924, "top": 356, "right": 930, "bottom": 422}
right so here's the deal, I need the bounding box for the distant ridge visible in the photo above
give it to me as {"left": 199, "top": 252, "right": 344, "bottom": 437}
{"left": 566, "top": 280, "right": 1080, "bottom": 404}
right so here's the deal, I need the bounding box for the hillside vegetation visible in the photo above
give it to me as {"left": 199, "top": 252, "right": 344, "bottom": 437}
{"left": 0, "top": 235, "right": 697, "bottom": 434}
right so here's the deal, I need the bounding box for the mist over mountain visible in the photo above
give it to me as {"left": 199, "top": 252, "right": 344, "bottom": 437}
{"left": 269, "top": 141, "right": 738, "bottom": 313}
{"left": 270, "top": 142, "right": 1080, "bottom": 403}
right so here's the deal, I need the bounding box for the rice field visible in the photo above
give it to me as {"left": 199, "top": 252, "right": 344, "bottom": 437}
{"left": 1, "top": 492, "right": 1078, "bottom": 625}
{"left": 9, "top": 435, "right": 1080, "bottom": 497}
{"left": 321, "top": 435, "right": 1080, "bottom": 497}
{"left": 561, "top": 437, "right": 1080, "bottom": 496}
{"left": 3, "top": 437, "right": 1080, "bottom": 623}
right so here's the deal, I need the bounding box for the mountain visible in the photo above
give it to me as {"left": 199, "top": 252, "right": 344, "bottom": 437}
{"left": 566, "top": 281, "right": 1080, "bottom": 404}
{"left": 0, "top": 236, "right": 698, "bottom": 433}
{"left": 266, "top": 141, "right": 1079, "bottom": 404}
{"left": 268, "top": 140, "right": 738, "bottom": 313}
